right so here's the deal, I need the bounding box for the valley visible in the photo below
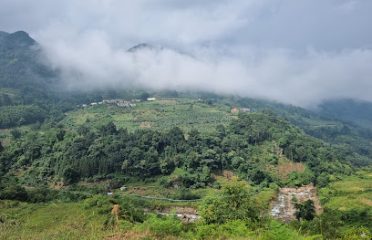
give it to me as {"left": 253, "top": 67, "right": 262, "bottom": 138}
{"left": 0, "top": 30, "right": 371, "bottom": 239}
{"left": 1, "top": 96, "right": 371, "bottom": 239}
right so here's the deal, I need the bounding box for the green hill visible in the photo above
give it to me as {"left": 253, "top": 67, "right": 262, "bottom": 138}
{"left": 0, "top": 30, "right": 371, "bottom": 240}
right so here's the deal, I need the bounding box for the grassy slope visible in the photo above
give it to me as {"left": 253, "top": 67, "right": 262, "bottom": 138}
{"left": 320, "top": 170, "right": 372, "bottom": 211}
{"left": 0, "top": 171, "right": 279, "bottom": 240}
{"left": 62, "top": 98, "right": 235, "bottom": 134}
{"left": 319, "top": 169, "right": 372, "bottom": 232}
{"left": 1, "top": 98, "right": 371, "bottom": 239}
{"left": 0, "top": 201, "right": 110, "bottom": 240}
{"left": 1, "top": 161, "right": 370, "bottom": 239}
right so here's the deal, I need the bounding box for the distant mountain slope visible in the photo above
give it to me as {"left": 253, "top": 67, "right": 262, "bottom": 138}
{"left": 233, "top": 96, "right": 372, "bottom": 166}
{"left": 127, "top": 43, "right": 162, "bottom": 52}
{"left": 0, "top": 30, "right": 371, "bottom": 168}
{"left": 0, "top": 31, "right": 56, "bottom": 104}
{"left": 318, "top": 99, "right": 372, "bottom": 130}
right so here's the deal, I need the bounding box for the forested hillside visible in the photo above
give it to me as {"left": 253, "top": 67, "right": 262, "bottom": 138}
{"left": 318, "top": 99, "right": 372, "bottom": 130}
{"left": 0, "top": 111, "right": 353, "bottom": 188}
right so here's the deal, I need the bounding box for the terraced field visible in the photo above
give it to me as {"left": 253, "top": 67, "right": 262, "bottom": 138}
{"left": 62, "top": 98, "right": 236, "bottom": 134}
{"left": 320, "top": 170, "right": 372, "bottom": 211}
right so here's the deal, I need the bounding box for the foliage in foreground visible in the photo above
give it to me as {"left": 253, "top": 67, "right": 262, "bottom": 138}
{"left": 1, "top": 172, "right": 371, "bottom": 240}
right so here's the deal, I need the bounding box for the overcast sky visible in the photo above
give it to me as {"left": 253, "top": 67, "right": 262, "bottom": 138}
{"left": 0, "top": 0, "right": 371, "bottom": 107}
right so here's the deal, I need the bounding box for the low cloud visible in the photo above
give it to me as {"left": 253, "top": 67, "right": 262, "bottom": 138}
{"left": 1, "top": 0, "right": 372, "bottom": 107}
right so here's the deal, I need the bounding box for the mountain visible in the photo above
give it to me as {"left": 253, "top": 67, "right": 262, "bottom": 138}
{"left": 0, "top": 31, "right": 371, "bottom": 239}
{"left": 127, "top": 43, "right": 162, "bottom": 52}
{"left": 0, "top": 30, "right": 372, "bottom": 167}
{"left": 127, "top": 42, "right": 192, "bottom": 57}
{"left": 0, "top": 31, "right": 36, "bottom": 49}
{"left": 318, "top": 99, "right": 372, "bottom": 130}
{"left": 0, "top": 31, "right": 56, "bottom": 104}
{"left": 235, "top": 96, "right": 372, "bottom": 166}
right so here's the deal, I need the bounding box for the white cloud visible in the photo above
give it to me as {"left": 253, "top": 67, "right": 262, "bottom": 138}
{"left": 1, "top": 0, "right": 372, "bottom": 107}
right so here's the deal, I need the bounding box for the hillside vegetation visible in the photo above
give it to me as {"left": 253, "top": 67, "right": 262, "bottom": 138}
{"left": 0, "top": 31, "right": 371, "bottom": 239}
{"left": 1, "top": 99, "right": 371, "bottom": 239}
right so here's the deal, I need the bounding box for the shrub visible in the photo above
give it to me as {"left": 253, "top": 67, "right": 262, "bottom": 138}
{"left": 194, "top": 220, "right": 252, "bottom": 240}
{"left": 262, "top": 221, "right": 304, "bottom": 240}
{"left": 118, "top": 197, "right": 146, "bottom": 223}
{"left": 295, "top": 200, "right": 315, "bottom": 221}
{"left": 199, "top": 179, "right": 260, "bottom": 224}
{"left": 342, "top": 227, "right": 371, "bottom": 240}
{"left": 142, "top": 214, "right": 182, "bottom": 237}
{"left": 62, "top": 167, "right": 80, "bottom": 185}
{"left": 27, "top": 187, "right": 57, "bottom": 203}
{"left": 0, "top": 185, "right": 28, "bottom": 201}
{"left": 169, "top": 188, "right": 201, "bottom": 200}
{"left": 83, "top": 195, "right": 111, "bottom": 214}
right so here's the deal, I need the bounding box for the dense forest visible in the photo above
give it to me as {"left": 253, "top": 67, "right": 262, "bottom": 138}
{"left": 0, "top": 112, "right": 353, "bottom": 188}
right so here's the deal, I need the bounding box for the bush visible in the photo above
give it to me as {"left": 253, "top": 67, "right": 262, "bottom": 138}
{"left": 194, "top": 220, "right": 252, "bottom": 240}
{"left": 262, "top": 221, "right": 304, "bottom": 240}
{"left": 62, "top": 167, "right": 80, "bottom": 185}
{"left": 220, "top": 220, "right": 253, "bottom": 238}
{"left": 118, "top": 197, "right": 146, "bottom": 223}
{"left": 199, "top": 179, "right": 261, "bottom": 224}
{"left": 57, "top": 190, "right": 90, "bottom": 202}
{"left": 0, "top": 185, "right": 28, "bottom": 201}
{"left": 10, "top": 128, "right": 22, "bottom": 139}
{"left": 142, "top": 214, "right": 183, "bottom": 237}
{"left": 342, "top": 227, "right": 371, "bottom": 240}
{"left": 83, "top": 195, "right": 111, "bottom": 214}
{"left": 169, "top": 188, "right": 201, "bottom": 200}
{"left": 295, "top": 200, "right": 315, "bottom": 221}
{"left": 27, "top": 187, "right": 57, "bottom": 203}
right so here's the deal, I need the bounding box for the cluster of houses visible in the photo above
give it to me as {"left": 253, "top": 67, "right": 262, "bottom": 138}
{"left": 81, "top": 99, "right": 139, "bottom": 108}
{"left": 231, "top": 107, "right": 251, "bottom": 113}
{"left": 80, "top": 97, "right": 157, "bottom": 109}
{"left": 102, "top": 99, "right": 137, "bottom": 107}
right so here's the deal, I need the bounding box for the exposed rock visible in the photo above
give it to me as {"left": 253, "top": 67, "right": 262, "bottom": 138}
{"left": 271, "top": 184, "right": 322, "bottom": 222}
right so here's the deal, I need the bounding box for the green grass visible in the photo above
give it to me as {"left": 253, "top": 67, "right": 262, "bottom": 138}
{"left": 0, "top": 200, "right": 112, "bottom": 240}
{"left": 319, "top": 169, "right": 372, "bottom": 211}
{"left": 254, "top": 188, "right": 277, "bottom": 208}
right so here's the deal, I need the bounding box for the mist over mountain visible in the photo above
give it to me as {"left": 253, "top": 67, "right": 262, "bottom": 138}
{"left": 0, "top": 31, "right": 57, "bottom": 103}
{"left": 127, "top": 43, "right": 163, "bottom": 53}
{"left": 1, "top": 2, "right": 372, "bottom": 238}
{"left": 38, "top": 33, "right": 372, "bottom": 107}
{"left": 318, "top": 99, "right": 372, "bottom": 130}
{"left": 1, "top": 1, "right": 371, "bottom": 107}
{"left": 2, "top": 29, "right": 372, "bottom": 130}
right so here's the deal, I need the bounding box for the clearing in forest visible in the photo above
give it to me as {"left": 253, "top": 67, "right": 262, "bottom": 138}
{"left": 271, "top": 184, "right": 322, "bottom": 222}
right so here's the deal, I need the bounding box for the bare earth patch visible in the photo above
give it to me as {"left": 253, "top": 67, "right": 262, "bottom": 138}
{"left": 360, "top": 198, "right": 372, "bottom": 207}
{"left": 277, "top": 162, "right": 305, "bottom": 179}
{"left": 140, "top": 121, "right": 152, "bottom": 128}
{"left": 271, "top": 184, "right": 322, "bottom": 222}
